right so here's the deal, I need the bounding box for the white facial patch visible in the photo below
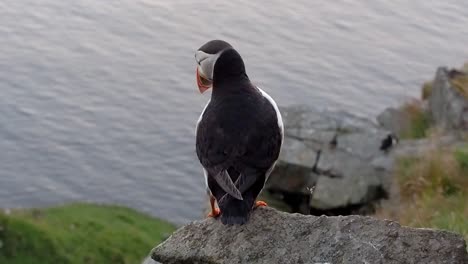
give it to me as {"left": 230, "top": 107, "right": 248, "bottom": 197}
{"left": 195, "top": 50, "right": 222, "bottom": 80}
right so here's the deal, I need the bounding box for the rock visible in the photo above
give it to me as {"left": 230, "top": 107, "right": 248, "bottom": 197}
{"left": 266, "top": 105, "right": 393, "bottom": 213}
{"left": 377, "top": 107, "right": 411, "bottom": 137}
{"left": 428, "top": 67, "right": 468, "bottom": 132}
{"left": 142, "top": 256, "right": 160, "bottom": 264}
{"left": 377, "top": 100, "right": 430, "bottom": 138}
{"left": 151, "top": 207, "right": 468, "bottom": 264}
{"left": 266, "top": 160, "right": 316, "bottom": 195}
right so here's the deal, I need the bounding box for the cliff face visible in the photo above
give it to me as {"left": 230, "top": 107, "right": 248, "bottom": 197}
{"left": 151, "top": 207, "right": 467, "bottom": 264}
{"left": 429, "top": 67, "right": 468, "bottom": 132}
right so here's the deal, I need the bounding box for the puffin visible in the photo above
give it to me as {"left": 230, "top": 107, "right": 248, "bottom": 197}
{"left": 380, "top": 133, "right": 398, "bottom": 152}
{"left": 194, "top": 40, "right": 283, "bottom": 225}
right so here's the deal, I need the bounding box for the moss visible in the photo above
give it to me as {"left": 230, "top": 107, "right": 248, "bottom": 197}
{"left": 0, "top": 203, "right": 176, "bottom": 264}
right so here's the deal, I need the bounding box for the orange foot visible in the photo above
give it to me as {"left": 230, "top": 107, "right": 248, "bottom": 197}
{"left": 254, "top": 200, "right": 268, "bottom": 208}
{"left": 207, "top": 208, "right": 221, "bottom": 218}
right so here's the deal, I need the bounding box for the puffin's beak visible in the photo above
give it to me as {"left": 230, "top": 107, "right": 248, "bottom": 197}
{"left": 196, "top": 67, "right": 212, "bottom": 94}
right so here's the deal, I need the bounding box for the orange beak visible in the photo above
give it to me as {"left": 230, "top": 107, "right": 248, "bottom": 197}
{"left": 196, "top": 67, "right": 212, "bottom": 93}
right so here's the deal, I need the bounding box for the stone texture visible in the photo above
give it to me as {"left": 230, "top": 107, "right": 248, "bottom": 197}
{"left": 266, "top": 105, "right": 394, "bottom": 212}
{"left": 377, "top": 107, "right": 411, "bottom": 137}
{"left": 429, "top": 67, "right": 468, "bottom": 132}
{"left": 151, "top": 207, "right": 468, "bottom": 264}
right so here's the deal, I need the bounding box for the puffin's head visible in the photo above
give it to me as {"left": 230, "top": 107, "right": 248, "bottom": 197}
{"left": 194, "top": 40, "right": 233, "bottom": 93}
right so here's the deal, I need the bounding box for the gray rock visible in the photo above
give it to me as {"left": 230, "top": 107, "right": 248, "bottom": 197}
{"left": 377, "top": 107, "right": 410, "bottom": 137}
{"left": 429, "top": 67, "right": 468, "bottom": 132}
{"left": 151, "top": 207, "right": 468, "bottom": 264}
{"left": 267, "top": 105, "right": 393, "bottom": 212}
{"left": 267, "top": 160, "right": 317, "bottom": 195}
{"left": 278, "top": 136, "right": 318, "bottom": 169}
{"left": 282, "top": 105, "right": 381, "bottom": 140}
{"left": 310, "top": 149, "right": 387, "bottom": 209}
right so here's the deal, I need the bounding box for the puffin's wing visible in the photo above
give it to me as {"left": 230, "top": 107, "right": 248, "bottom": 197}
{"left": 218, "top": 122, "right": 282, "bottom": 204}
{"left": 196, "top": 107, "right": 244, "bottom": 200}
{"left": 237, "top": 126, "right": 282, "bottom": 189}
{"left": 233, "top": 88, "right": 283, "bottom": 193}
{"left": 206, "top": 167, "right": 243, "bottom": 200}
{"left": 240, "top": 88, "right": 283, "bottom": 168}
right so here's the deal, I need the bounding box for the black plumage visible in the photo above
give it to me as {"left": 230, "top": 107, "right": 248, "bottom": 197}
{"left": 196, "top": 42, "right": 283, "bottom": 225}
{"left": 380, "top": 133, "right": 398, "bottom": 152}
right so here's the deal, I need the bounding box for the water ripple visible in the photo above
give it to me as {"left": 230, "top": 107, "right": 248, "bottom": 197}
{"left": 0, "top": 0, "right": 467, "bottom": 224}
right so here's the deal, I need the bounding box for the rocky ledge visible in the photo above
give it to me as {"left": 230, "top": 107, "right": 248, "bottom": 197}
{"left": 151, "top": 207, "right": 467, "bottom": 264}
{"left": 265, "top": 106, "right": 394, "bottom": 214}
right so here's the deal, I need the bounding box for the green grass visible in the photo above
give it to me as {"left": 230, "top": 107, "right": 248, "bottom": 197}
{"left": 0, "top": 203, "right": 176, "bottom": 264}
{"left": 450, "top": 75, "right": 468, "bottom": 99}
{"left": 421, "top": 81, "right": 433, "bottom": 100}
{"left": 399, "top": 101, "right": 431, "bottom": 139}
{"left": 455, "top": 146, "right": 468, "bottom": 172}
{"left": 386, "top": 145, "right": 468, "bottom": 242}
{"left": 401, "top": 192, "right": 468, "bottom": 242}
{"left": 376, "top": 62, "right": 468, "bottom": 243}
{"left": 427, "top": 194, "right": 468, "bottom": 240}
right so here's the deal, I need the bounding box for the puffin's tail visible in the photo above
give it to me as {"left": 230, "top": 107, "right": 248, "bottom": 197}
{"left": 213, "top": 170, "right": 243, "bottom": 201}
{"left": 218, "top": 194, "right": 254, "bottom": 225}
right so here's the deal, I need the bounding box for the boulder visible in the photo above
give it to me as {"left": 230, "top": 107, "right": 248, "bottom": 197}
{"left": 266, "top": 105, "right": 394, "bottom": 213}
{"left": 428, "top": 67, "right": 468, "bottom": 132}
{"left": 151, "top": 207, "right": 468, "bottom": 264}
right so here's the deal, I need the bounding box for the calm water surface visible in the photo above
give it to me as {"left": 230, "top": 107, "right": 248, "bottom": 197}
{"left": 1, "top": 0, "right": 467, "bottom": 224}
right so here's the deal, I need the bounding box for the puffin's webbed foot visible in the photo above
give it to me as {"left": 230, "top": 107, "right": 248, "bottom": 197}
{"left": 207, "top": 208, "right": 221, "bottom": 218}
{"left": 254, "top": 200, "right": 268, "bottom": 208}
{"left": 207, "top": 195, "right": 221, "bottom": 218}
